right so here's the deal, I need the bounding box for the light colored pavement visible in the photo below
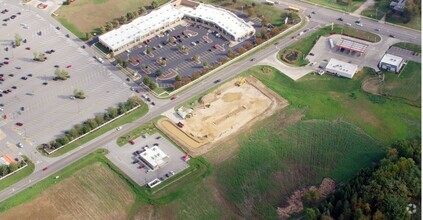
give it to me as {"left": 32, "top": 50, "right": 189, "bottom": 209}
{"left": 387, "top": 46, "right": 422, "bottom": 63}
{"left": 352, "top": 0, "right": 375, "bottom": 16}
{"left": 106, "top": 133, "right": 189, "bottom": 186}
{"left": 257, "top": 53, "right": 313, "bottom": 80}
{"left": 0, "top": 0, "right": 420, "bottom": 203}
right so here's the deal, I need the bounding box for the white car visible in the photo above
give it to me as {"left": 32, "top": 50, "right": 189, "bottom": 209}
{"left": 346, "top": 23, "right": 352, "bottom": 26}
{"left": 17, "top": 143, "right": 23, "bottom": 148}
{"left": 356, "top": 23, "right": 363, "bottom": 27}
{"left": 95, "top": 56, "right": 104, "bottom": 63}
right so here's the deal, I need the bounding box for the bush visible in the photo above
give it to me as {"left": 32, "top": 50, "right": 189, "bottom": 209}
{"left": 95, "top": 114, "right": 104, "bottom": 125}
{"left": 82, "top": 124, "right": 91, "bottom": 134}
{"left": 87, "top": 118, "right": 98, "bottom": 129}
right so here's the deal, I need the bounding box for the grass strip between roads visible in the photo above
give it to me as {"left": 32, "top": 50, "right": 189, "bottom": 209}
{"left": 0, "top": 149, "right": 211, "bottom": 217}
{"left": 40, "top": 104, "right": 148, "bottom": 157}
{"left": 279, "top": 24, "right": 381, "bottom": 66}
{"left": 0, "top": 157, "right": 35, "bottom": 192}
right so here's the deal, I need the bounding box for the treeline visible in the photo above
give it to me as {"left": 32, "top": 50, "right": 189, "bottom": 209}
{"left": 42, "top": 97, "right": 142, "bottom": 151}
{"left": 0, "top": 157, "right": 30, "bottom": 177}
{"left": 302, "top": 138, "right": 421, "bottom": 220}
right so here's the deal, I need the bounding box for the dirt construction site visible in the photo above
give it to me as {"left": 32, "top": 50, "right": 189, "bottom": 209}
{"left": 158, "top": 76, "right": 288, "bottom": 156}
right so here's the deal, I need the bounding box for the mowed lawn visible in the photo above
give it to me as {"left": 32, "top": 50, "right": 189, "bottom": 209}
{"left": 55, "top": 0, "right": 168, "bottom": 39}
{"left": 303, "top": 0, "right": 365, "bottom": 12}
{"left": 381, "top": 61, "right": 421, "bottom": 106}
{"left": 0, "top": 162, "right": 135, "bottom": 220}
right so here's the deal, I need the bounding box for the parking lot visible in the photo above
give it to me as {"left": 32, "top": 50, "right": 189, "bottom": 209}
{"left": 0, "top": 2, "right": 132, "bottom": 161}
{"left": 106, "top": 132, "right": 189, "bottom": 186}
{"left": 115, "top": 16, "right": 263, "bottom": 88}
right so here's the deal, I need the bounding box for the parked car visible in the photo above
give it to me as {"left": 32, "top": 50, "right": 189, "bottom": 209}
{"left": 214, "top": 79, "right": 221, "bottom": 84}
{"left": 177, "top": 122, "right": 184, "bottom": 128}
{"left": 42, "top": 167, "right": 48, "bottom": 171}
{"left": 17, "top": 143, "right": 23, "bottom": 148}
{"left": 170, "top": 96, "right": 176, "bottom": 100}
{"left": 15, "top": 122, "right": 23, "bottom": 126}
{"left": 129, "top": 139, "right": 135, "bottom": 145}
{"left": 66, "top": 65, "right": 72, "bottom": 68}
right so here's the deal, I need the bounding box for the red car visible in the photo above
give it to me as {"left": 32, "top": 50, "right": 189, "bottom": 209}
{"left": 177, "top": 122, "right": 184, "bottom": 128}
{"left": 42, "top": 167, "right": 48, "bottom": 171}
{"left": 129, "top": 140, "right": 135, "bottom": 145}
{"left": 138, "top": 164, "right": 145, "bottom": 169}
{"left": 25, "top": 47, "right": 30, "bottom": 50}
{"left": 66, "top": 65, "right": 72, "bottom": 68}
{"left": 15, "top": 122, "right": 23, "bottom": 126}
{"left": 170, "top": 96, "right": 176, "bottom": 100}
{"left": 3, "top": 61, "right": 8, "bottom": 64}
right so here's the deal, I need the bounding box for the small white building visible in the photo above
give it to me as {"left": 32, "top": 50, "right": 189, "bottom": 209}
{"left": 379, "top": 53, "right": 404, "bottom": 73}
{"left": 139, "top": 146, "right": 169, "bottom": 170}
{"left": 325, "top": 58, "right": 358, "bottom": 79}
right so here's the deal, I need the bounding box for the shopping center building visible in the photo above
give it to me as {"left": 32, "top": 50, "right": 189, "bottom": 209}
{"left": 99, "top": 0, "right": 255, "bottom": 54}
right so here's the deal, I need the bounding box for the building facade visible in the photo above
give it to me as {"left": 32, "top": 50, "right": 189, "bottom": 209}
{"left": 379, "top": 53, "right": 404, "bottom": 73}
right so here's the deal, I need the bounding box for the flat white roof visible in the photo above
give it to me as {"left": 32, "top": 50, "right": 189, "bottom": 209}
{"left": 99, "top": 2, "right": 254, "bottom": 51}
{"left": 336, "top": 38, "right": 368, "bottom": 54}
{"left": 140, "top": 146, "right": 169, "bottom": 169}
{"left": 380, "top": 53, "right": 403, "bottom": 66}
{"left": 326, "top": 58, "right": 358, "bottom": 77}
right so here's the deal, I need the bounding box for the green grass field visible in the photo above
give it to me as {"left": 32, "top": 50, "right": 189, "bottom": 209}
{"left": 44, "top": 103, "right": 148, "bottom": 157}
{"left": 243, "top": 66, "right": 420, "bottom": 144}
{"left": 0, "top": 157, "right": 34, "bottom": 192}
{"left": 216, "top": 119, "right": 384, "bottom": 218}
{"left": 392, "top": 42, "right": 421, "bottom": 53}
{"left": 381, "top": 61, "right": 421, "bottom": 106}
{"left": 55, "top": 0, "right": 169, "bottom": 40}
{"left": 360, "top": 1, "right": 390, "bottom": 20}
{"left": 301, "top": 0, "right": 365, "bottom": 12}
{"left": 279, "top": 25, "right": 381, "bottom": 66}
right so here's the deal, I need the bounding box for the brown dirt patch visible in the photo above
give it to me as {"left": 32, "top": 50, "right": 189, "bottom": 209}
{"left": 0, "top": 163, "right": 135, "bottom": 220}
{"left": 362, "top": 77, "right": 382, "bottom": 95}
{"left": 159, "top": 76, "right": 288, "bottom": 157}
{"left": 277, "top": 178, "right": 336, "bottom": 220}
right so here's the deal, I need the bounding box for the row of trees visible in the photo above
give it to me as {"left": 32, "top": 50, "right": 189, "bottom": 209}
{"left": 302, "top": 139, "right": 421, "bottom": 220}
{"left": 143, "top": 76, "right": 157, "bottom": 90}
{"left": 43, "top": 97, "right": 143, "bottom": 151}
{"left": 0, "top": 158, "right": 28, "bottom": 177}
{"left": 94, "top": 0, "right": 160, "bottom": 36}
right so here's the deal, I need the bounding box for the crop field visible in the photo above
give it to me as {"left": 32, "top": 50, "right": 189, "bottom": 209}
{"left": 243, "top": 66, "right": 421, "bottom": 144}
{"left": 381, "top": 61, "right": 421, "bottom": 106}
{"left": 54, "top": 0, "right": 169, "bottom": 39}
{"left": 215, "top": 118, "right": 384, "bottom": 218}
{"left": 0, "top": 162, "right": 135, "bottom": 220}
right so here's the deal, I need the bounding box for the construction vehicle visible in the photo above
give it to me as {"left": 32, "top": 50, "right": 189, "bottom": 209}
{"left": 236, "top": 77, "right": 246, "bottom": 86}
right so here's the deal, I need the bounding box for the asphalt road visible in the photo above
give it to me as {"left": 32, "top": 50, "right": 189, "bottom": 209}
{"left": 0, "top": 0, "right": 420, "bottom": 203}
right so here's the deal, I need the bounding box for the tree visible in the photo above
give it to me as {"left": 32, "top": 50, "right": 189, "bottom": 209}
{"left": 122, "top": 61, "right": 128, "bottom": 68}
{"left": 271, "top": 27, "right": 280, "bottom": 36}
{"left": 126, "top": 12, "right": 134, "bottom": 20}
{"left": 82, "top": 124, "right": 91, "bottom": 134}
{"left": 117, "top": 58, "right": 123, "bottom": 66}
{"left": 87, "top": 119, "right": 98, "bottom": 129}
{"left": 236, "top": 47, "right": 246, "bottom": 55}
{"left": 121, "top": 16, "right": 127, "bottom": 24}
{"left": 155, "top": 69, "right": 163, "bottom": 77}
{"left": 86, "top": 32, "right": 92, "bottom": 40}
{"left": 146, "top": 47, "right": 152, "bottom": 55}
{"left": 181, "top": 76, "right": 191, "bottom": 85}
{"left": 138, "top": 6, "right": 146, "bottom": 15}
{"left": 151, "top": 0, "right": 159, "bottom": 9}
{"left": 148, "top": 81, "right": 157, "bottom": 90}
{"left": 107, "top": 107, "right": 118, "bottom": 119}
{"left": 38, "top": 53, "right": 45, "bottom": 62}
{"left": 0, "top": 165, "right": 9, "bottom": 176}
{"left": 203, "top": 61, "right": 209, "bottom": 68}
{"left": 15, "top": 34, "right": 22, "bottom": 46}
{"left": 99, "top": 26, "right": 106, "bottom": 34}
{"left": 168, "top": 37, "right": 175, "bottom": 43}
{"left": 9, "top": 163, "right": 18, "bottom": 172}
{"left": 54, "top": 69, "right": 70, "bottom": 80}
{"left": 228, "top": 48, "right": 235, "bottom": 59}
{"left": 262, "top": 16, "right": 270, "bottom": 26}
{"left": 73, "top": 89, "right": 85, "bottom": 99}
{"left": 113, "top": 19, "right": 120, "bottom": 28}
{"left": 303, "top": 189, "right": 321, "bottom": 207}
{"left": 118, "top": 102, "right": 127, "bottom": 114}
{"left": 106, "top": 22, "right": 113, "bottom": 31}
{"left": 68, "top": 128, "right": 79, "bottom": 139}
{"left": 132, "top": 11, "right": 139, "bottom": 17}
{"left": 143, "top": 75, "right": 152, "bottom": 85}
{"left": 244, "top": 42, "right": 253, "bottom": 50}
{"left": 74, "top": 124, "right": 84, "bottom": 135}
{"left": 254, "top": 37, "right": 263, "bottom": 45}
{"left": 175, "top": 74, "right": 181, "bottom": 81}
{"left": 252, "top": 2, "right": 256, "bottom": 7}
{"left": 232, "top": 0, "right": 237, "bottom": 3}
{"left": 173, "top": 81, "right": 182, "bottom": 90}
{"left": 192, "top": 72, "right": 201, "bottom": 80}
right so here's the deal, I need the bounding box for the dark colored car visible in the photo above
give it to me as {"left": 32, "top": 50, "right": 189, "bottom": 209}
{"left": 43, "top": 167, "right": 48, "bottom": 171}
{"left": 15, "top": 122, "right": 23, "bottom": 126}
{"left": 21, "top": 76, "right": 27, "bottom": 80}
{"left": 214, "top": 79, "right": 221, "bottom": 84}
